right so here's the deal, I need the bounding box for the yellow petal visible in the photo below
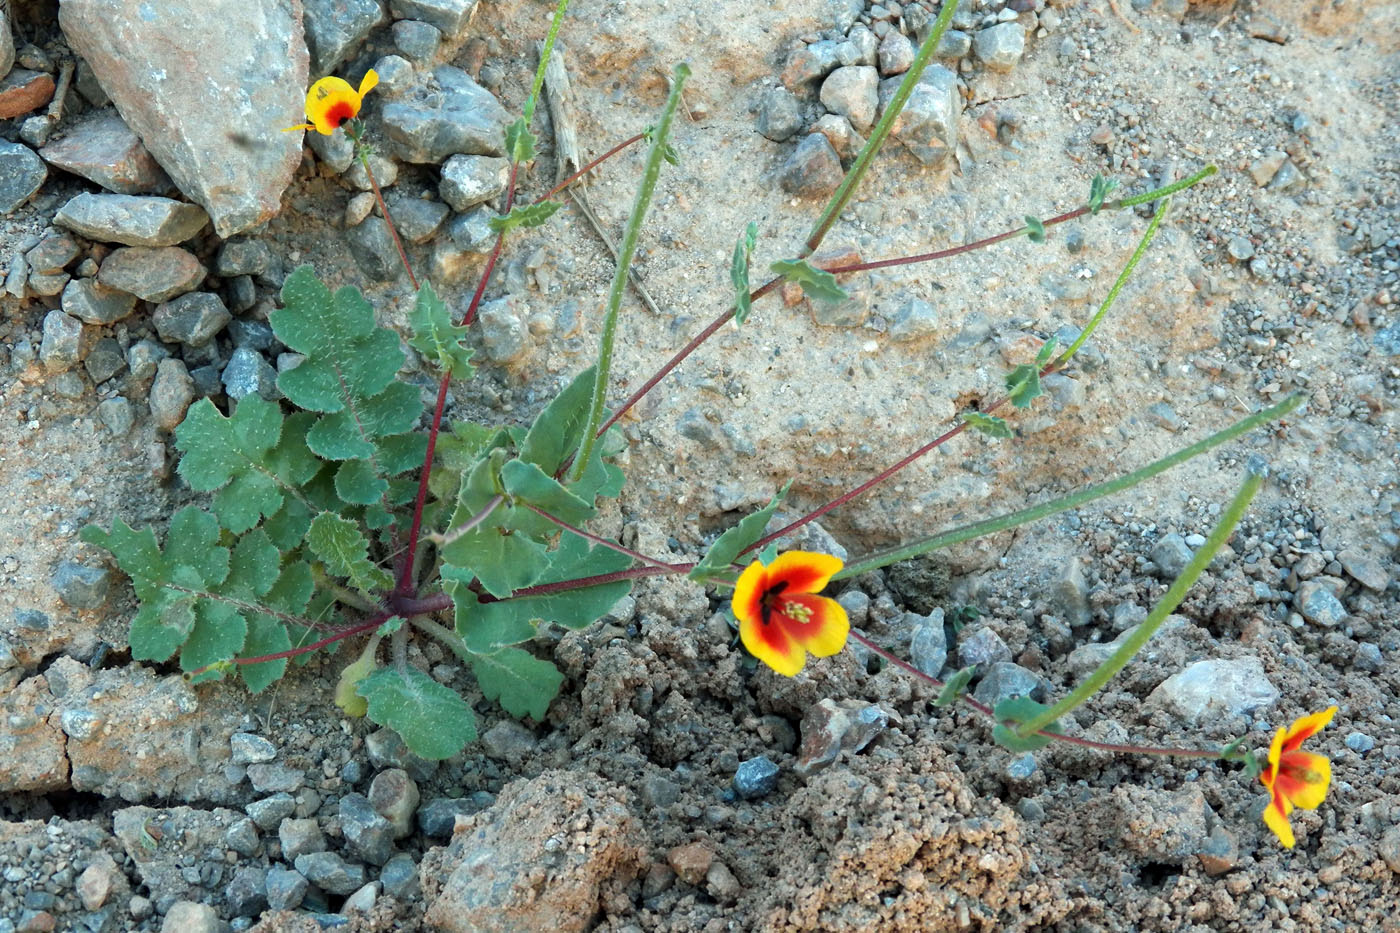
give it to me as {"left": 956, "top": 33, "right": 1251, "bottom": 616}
{"left": 1282, "top": 751, "right": 1331, "bottom": 810}
{"left": 1281, "top": 706, "right": 1337, "bottom": 754}
{"left": 739, "top": 614, "right": 805, "bottom": 677}
{"left": 763, "top": 550, "right": 843, "bottom": 595}
{"left": 1262, "top": 799, "right": 1295, "bottom": 848}
{"left": 790, "top": 594, "right": 850, "bottom": 659}
{"left": 357, "top": 68, "right": 380, "bottom": 100}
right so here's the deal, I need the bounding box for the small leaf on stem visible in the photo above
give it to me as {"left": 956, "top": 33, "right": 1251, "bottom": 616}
{"left": 1004, "top": 363, "right": 1044, "bottom": 409}
{"left": 731, "top": 221, "right": 758, "bottom": 325}
{"left": 770, "top": 258, "right": 849, "bottom": 305}
{"left": 991, "top": 696, "right": 1063, "bottom": 752}
{"left": 935, "top": 666, "right": 976, "bottom": 707}
{"left": 962, "top": 410, "right": 1013, "bottom": 438}
{"left": 1024, "top": 215, "right": 1047, "bottom": 244}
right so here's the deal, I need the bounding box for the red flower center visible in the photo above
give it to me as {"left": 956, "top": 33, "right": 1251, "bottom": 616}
{"left": 325, "top": 101, "right": 356, "bottom": 128}
{"left": 759, "top": 581, "right": 790, "bottom": 625}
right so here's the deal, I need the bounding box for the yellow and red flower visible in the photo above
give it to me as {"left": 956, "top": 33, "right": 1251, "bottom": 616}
{"left": 284, "top": 70, "right": 379, "bottom": 136}
{"left": 732, "top": 551, "right": 849, "bottom": 677}
{"left": 1260, "top": 705, "right": 1337, "bottom": 848}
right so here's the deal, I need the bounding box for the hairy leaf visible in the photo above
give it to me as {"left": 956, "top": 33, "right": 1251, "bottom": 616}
{"left": 518, "top": 366, "right": 596, "bottom": 475}
{"left": 408, "top": 282, "right": 475, "bottom": 381}
{"left": 335, "top": 458, "right": 387, "bottom": 505}
{"left": 770, "top": 258, "right": 848, "bottom": 304}
{"left": 175, "top": 396, "right": 284, "bottom": 533}
{"left": 358, "top": 666, "right": 477, "bottom": 759}
{"left": 468, "top": 647, "right": 564, "bottom": 721}
{"left": 1004, "top": 363, "right": 1044, "bottom": 410}
{"left": 454, "top": 533, "right": 632, "bottom": 653}
{"left": 731, "top": 221, "right": 758, "bottom": 325}
{"left": 504, "top": 116, "right": 537, "bottom": 163}
{"left": 935, "top": 666, "right": 976, "bottom": 707}
{"left": 305, "top": 381, "right": 422, "bottom": 461}
{"left": 1024, "top": 215, "right": 1046, "bottom": 244}
{"left": 306, "top": 512, "right": 391, "bottom": 595}
{"left": 1088, "top": 173, "right": 1119, "bottom": 214}
{"left": 962, "top": 410, "right": 1012, "bottom": 439}
{"left": 441, "top": 451, "right": 548, "bottom": 598}
{"left": 240, "top": 561, "right": 314, "bottom": 693}
{"left": 689, "top": 481, "right": 791, "bottom": 581}
{"left": 991, "top": 696, "right": 1063, "bottom": 752}
{"left": 488, "top": 200, "right": 564, "bottom": 236}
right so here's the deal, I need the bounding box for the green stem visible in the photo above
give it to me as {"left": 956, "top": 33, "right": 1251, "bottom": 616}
{"left": 1014, "top": 462, "right": 1267, "bottom": 738}
{"left": 1111, "top": 165, "right": 1217, "bottom": 209}
{"left": 568, "top": 62, "right": 691, "bottom": 483}
{"left": 412, "top": 615, "right": 473, "bottom": 664}
{"left": 1056, "top": 196, "right": 1168, "bottom": 366}
{"left": 833, "top": 393, "right": 1302, "bottom": 581}
{"left": 523, "top": 0, "right": 571, "bottom": 124}
{"left": 804, "top": 0, "right": 960, "bottom": 255}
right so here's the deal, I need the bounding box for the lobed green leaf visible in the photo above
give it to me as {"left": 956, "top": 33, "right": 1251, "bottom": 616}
{"left": 770, "top": 258, "right": 848, "bottom": 304}
{"left": 408, "top": 283, "right": 476, "bottom": 381}
{"left": 306, "top": 512, "right": 391, "bottom": 596}
{"left": 1004, "top": 363, "right": 1044, "bottom": 410}
{"left": 962, "top": 410, "right": 1012, "bottom": 439}
{"left": 468, "top": 647, "right": 564, "bottom": 721}
{"left": 488, "top": 200, "right": 564, "bottom": 236}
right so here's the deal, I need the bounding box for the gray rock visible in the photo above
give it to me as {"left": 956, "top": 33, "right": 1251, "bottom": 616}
{"left": 1336, "top": 423, "right": 1378, "bottom": 462}
{"left": 481, "top": 719, "right": 538, "bottom": 763}
{"left": 98, "top": 396, "right": 135, "bottom": 436}
{"left": 877, "top": 30, "right": 915, "bottom": 76}
{"left": 809, "top": 114, "right": 863, "bottom": 160}
{"left": 0, "top": 140, "right": 46, "bottom": 212}
{"left": 1295, "top": 581, "right": 1347, "bottom": 627}
{"left": 38, "top": 109, "right": 171, "bottom": 195}
{"left": 215, "top": 239, "right": 271, "bottom": 278}
{"left": 1148, "top": 657, "right": 1279, "bottom": 724}
{"left": 278, "top": 817, "right": 325, "bottom": 862}
{"left": 1354, "top": 642, "right": 1383, "bottom": 672}
{"left": 264, "top": 867, "right": 308, "bottom": 912}
{"left": 1147, "top": 401, "right": 1183, "bottom": 432}
{"left": 1114, "top": 785, "right": 1210, "bottom": 863}
{"left": 245, "top": 794, "right": 296, "bottom": 831}
{"left": 52, "top": 561, "right": 111, "bottom": 609}
{"left": 1041, "top": 272, "right": 1093, "bottom": 302}
{"left": 230, "top": 733, "right": 276, "bottom": 765}
{"left": 973, "top": 22, "right": 1025, "bottom": 72}
{"left": 343, "top": 150, "right": 399, "bottom": 190}
{"left": 887, "top": 297, "right": 938, "bottom": 340}
{"left": 1051, "top": 557, "right": 1091, "bottom": 627}
{"left": 153, "top": 292, "right": 231, "bottom": 346}
{"left": 225, "top": 865, "right": 268, "bottom": 917}
{"left": 294, "top": 851, "right": 367, "bottom": 896}
{"left": 780, "top": 42, "right": 840, "bottom": 92}
{"left": 1043, "top": 372, "right": 1085, "bottom": 410}
{"left": 380, "top": 65, "right": 511, "bottom": 163}
{"left": 794, "top": 699, "right": 886, "bottom": 776}
{"left": 756, "top": 86, "right": 803, "bottom": 142}
{"left": 246, "top": 761, "right": 304, "bottom": 793}
{"left": 762, "top": 512, "right": 848, "bottom": 561}
{"left": 51, "top": 369, "right": 89, "bottom": 399}
{"left": 956, "top": 626, "right": 1012, "bottom": 669}
{"left": 346, "top": 215, "right": 407, "bottom": 282}
{"left": 97, "top": 246, "right": 205, "bottom": 302}
{"left": 1249, "top": 150, "right": 1287, "bottom": 187}
{"left": 1337, "top": 548, "right": 1389, "bottom": 591}
{"left": 40, "top": 310, "right": 90, "bottom": 373}
{"left": 439, "top": 153, "right": 509, "bottom": 210}
{"left": 908, "top": 608, "right": 948, "bottom": 677}
{"left": 390, "top": 0, "right": 478, "bottom": 36}
{"left": 446, "top": 205, "right": 499, "bottom": 253}
{"left": 125, "top": 339, "right": 169, "bottom": 382}
{"left": 1269, "top": 159, "right": 1306, "bottom": 193}
{"left": 379, "top": 852, "right": 419, "bottom": 900}
{"left": 417, "top": 796, "right": 487, "bottom": 838}
{"left": 224, "top": 817, "right": 260, "bottom": 857}
{"left": 778, "top": 132, "right": 843, "bottom": 198}
{"left": 26, "top": 235, "right": 80, "bottom": 275}
{"left": 85, "top": 337, "right": 127, "bottom": 384}
{"left": 149, "top": 358, "right": 195, "bottom": 431}
{"left": 368, "top": 768, "right": 420, "bottom": 839}
{"left": 1346, "top": 732, "right": 1375, "bottom": 753}
{"left": 227, "top": 275, "right": 257, "bottom": 312}
{"left": 54, "top": 193, "right": 209, "bottom": 247}
{"left": 0, "top": 6, "right": 12, "bottom": 79}
{"left": 63, "top": 277, "right": 138, "bottom": 326}
{"left": 973, "top": 661, "right": 1048, "bottom": 707}
{"left": 189, "top": 362, "right": 223, "bottom": 400}
{"left": 339, "top": 793, "right": 395, "bottom": 865}
{"left": 810, "top": 291, "right": 868, "bottom": 327}
{"left": 59, "top": 0, "right": 305, "bottom": 236}
{"left": 308, "top": 128, "right": 356, "bottom": 173}
{"left": 392, "top": 19, "right": 442, "bottom": 65}
{"left": 28, "top": 270, "right": 71, "bottom": 297}
{"left": 228, "top": 318, "right": 275, "bottom": 352}
{"left": 344, "top": 879, "right": 380, "bottom": 915}
{"left": 221, "top": 347, "right": 278, "bottom": 401}
{"left": 373, "top": 53, "right": 416, "bottom": 96}
{"left": 732, "top": 756, "right": 780, "bottom": 800}
{"left": 1151, "top": 532, "right": 1193, "bottom": 579}
{"left": 303, "top": 0, "right": 385, "bottom": 76}
{"left": 365, "top": 727, "right": 439, "bottom": 780}
{"left": 1374, "top": 324, "right": 1400, "bottom": 356}
{"left": 843, "top": 24, "right": 878, "bottom": 66}
{"left": 160, "top": 901, "right": 223, "bottom": 933}
{"left": 1005, "top": 752, "right": 1037, "bottom": 781}
{"left": 879, "top": 66, "right": 959, "bottom": 166}
{"left": 936, "top": 30, "right": 973, "bottom": 59}
{"left": 477, "top": 294, "right": 529, "bottom": 363}
{"left": 385, "top": 193, "right": 449, "bottom": 243}
{"left": 819, "top": 65, "right": 879, "bottom": 133}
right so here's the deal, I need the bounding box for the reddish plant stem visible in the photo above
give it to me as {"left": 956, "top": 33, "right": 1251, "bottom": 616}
{"left": 540, "top": 133, "right": 646, "bottom": 202}
{"left": 846, "top": 632, "right": 1229, "bottom": 760}
{"left": 523, "top": 504, "right": 689, "bottom": 571}
{"left": 359, "top": 150, "right": 418, "bottom": 291}
{"left": 477, "top": 563, "right": 680, "bottom": 603}
{"left": 397, "top": 162, "right": 523, "bottom": 595}
{"left": 598, "top": 210, "right": 1087, "bottom": 437}
{"left": 747, "top": 358, "right": 1063, "bottom": 556}
{"left": 211, "top": 614, "right": 391, "bottom": 670}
